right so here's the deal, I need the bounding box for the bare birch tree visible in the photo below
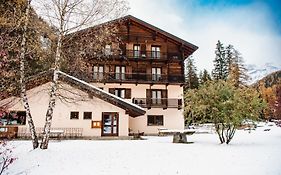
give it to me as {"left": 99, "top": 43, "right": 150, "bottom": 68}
{"left": 33, "top": 0, "right": 128, "bottom": 149}
{"left": 19, "top": 0, "right": 39, "bottom": 149}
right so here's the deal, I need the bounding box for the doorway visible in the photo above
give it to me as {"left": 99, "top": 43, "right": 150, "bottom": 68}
{"left": 102, "top": 112, "right": 119, "bottom": 136}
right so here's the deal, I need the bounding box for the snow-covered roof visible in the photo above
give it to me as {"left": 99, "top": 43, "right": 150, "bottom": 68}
{"left": 57, "top": 71, "right": 146, "bottom": 117}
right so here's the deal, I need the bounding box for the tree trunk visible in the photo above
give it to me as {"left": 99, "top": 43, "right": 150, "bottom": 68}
{"left": 226, "top": 125, "right": 236, "bottom": 144}
{"left": 215, "top": 123, "right": 225, "bottom": 144}
{"left": 40, "top": 33, "right": 62, "bottom": 149}
{"left": 19, "top": 0, "right": 39, "bottom": 149}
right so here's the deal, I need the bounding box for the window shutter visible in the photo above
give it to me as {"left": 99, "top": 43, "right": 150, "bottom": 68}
{"left": 109, "top": 88, "right": 115, "bottom": 94}
{"left": 146, "top": 89, "right": 151, "bottom": 107}
{"left": 162, "top": 90, "right": 167, "bottom": 107}
{"left": 141, "top": 44, "right": 146, "bottom": 56}
{"left": 161, "top": 90, "right": 167, "bottom": 98}
{"left": 120, "top": 43, "right": 126, "bottom": 55}
{"left": 178, "top": 99, "right": 183, "bottom": 109}
{"left": 125, "top": 89, "right": 131, "bottom": 99}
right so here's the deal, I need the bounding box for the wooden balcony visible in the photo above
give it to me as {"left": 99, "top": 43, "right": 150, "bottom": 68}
{"left": 90, "top": 72, "right": 184, "bottom": 84}
{"left": 123, "top": 50, "right": 182, "bottom": 61}
{"left": 132, "top": 98, "right": 183, "bottom": 109}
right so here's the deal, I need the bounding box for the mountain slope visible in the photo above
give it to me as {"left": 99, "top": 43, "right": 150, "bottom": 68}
{"left": 247, "top": 63, "right": 281, "bottom": 84}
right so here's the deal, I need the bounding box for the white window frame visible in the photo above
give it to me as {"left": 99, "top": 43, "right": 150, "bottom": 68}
{"left": 151, "top": 46, "right": 160, "bottom": 59}
{"left": 93, "top": 66, "right": 104, "bottom": 80}
{"left": 152, "top": 67, "right": 161, "bottom": 81}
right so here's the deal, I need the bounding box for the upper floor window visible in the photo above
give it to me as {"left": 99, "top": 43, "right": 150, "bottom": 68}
{"left": 151, "top": 90, "right": 162, "bottom": 104}
{"left": 133, "top": 44, "right": 140, "bottom": 58}
{"left": 93, "top": 66, "right": 104, "bottom": 80}
{"left": 152, "top": 67, "right": 161, "bottom": 81}
{"left": 151, "top": 46, "right": 160, "bottom": 59}
{"left": 109, "top": 88, "right": 131, "bottom": 99}
{"left": 115, "top": 66, "right": 126, "bottom": 80}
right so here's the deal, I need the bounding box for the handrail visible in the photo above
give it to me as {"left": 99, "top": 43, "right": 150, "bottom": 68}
{"left": 132, "top": 98, "right": 183, "bottom": 109}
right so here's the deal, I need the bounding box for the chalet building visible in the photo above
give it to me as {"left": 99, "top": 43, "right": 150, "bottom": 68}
{"left": 0, "top": 15, "right": 198, "bottom": 138}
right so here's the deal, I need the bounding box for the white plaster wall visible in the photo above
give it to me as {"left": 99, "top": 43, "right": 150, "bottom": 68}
{"left": 1, "top": 82, "right": 129, "bottom": 137}
{"left": 129, "top": 108, "right": 184, "bottom": 134}
{"left": 93, "top": 83, "right": 184, "bottom": 134}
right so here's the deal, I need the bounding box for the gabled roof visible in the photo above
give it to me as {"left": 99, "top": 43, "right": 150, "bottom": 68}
{"left": 67, "top": 15, "right": 198, "bottom": 56}
{"left": 123, "top": 15, "right": 198, "bottom": 53}
{"left": 2, "top": 70, "right": 146, "bottom": 117}
{"left": 57, "top": 71, "right": 145, "bottom": 117}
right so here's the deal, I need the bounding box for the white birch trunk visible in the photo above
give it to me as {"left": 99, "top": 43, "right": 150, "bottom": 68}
{"left": 19, "top": 0, "right": 39, "bottom": 149}
{"left": 40, "top": 33, "right": 62, "bottom": 149}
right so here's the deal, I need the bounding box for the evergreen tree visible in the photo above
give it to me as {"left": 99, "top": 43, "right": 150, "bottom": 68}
{"left": 212, "top": 40, "right": 228, "bottom": 81}
{"left": 201, "top": 69, "right": 212, "bottom": 84}
{"left": 225, "top": 44, "right": 234, "bottom": 76}
{"left": 185, "top": 56, "right": 199, "bottom": 89}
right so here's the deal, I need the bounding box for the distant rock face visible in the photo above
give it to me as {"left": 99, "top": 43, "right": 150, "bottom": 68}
{"left": 247, "top": 63, "right": 281, "bottom": 84}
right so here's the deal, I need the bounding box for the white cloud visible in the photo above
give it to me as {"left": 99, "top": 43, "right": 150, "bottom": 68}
{"left": 128, "top": 0, "right": 281, "bottom": 72}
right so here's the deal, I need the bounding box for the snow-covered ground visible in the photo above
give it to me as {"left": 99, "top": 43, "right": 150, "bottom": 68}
{"left": 5, "top": 123, "right": 281, "bottom": 175}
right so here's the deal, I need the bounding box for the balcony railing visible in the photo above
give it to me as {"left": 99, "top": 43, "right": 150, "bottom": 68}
{"left": 124, "top": 50, "right": 182, "bottom": 60}
{"left": 91, "top": 72, "right": 184, "bottom": 83}
{"left": 132, "top": 98, "right": 183, "bottom": 109}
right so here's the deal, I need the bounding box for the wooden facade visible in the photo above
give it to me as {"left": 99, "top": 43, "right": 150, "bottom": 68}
{"left": 74, "top": 15, "right": 198, "bottom": 86}
{"left": 64, "top": 15, "right": 198, "bottom": 110}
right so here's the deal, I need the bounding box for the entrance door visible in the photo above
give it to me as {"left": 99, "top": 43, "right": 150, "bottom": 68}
{"left": 102, "top": 112, "right": 119, "bottom": 136}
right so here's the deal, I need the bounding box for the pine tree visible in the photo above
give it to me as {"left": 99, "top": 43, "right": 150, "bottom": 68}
{"left": 185, "top": 56, "right": 199, "bottom": 89}
{"left": 212, "top": 40, "right": 228, "bottom": 81}
{"left": 201, "top": 69, "right": 212, "bottom": 84}
{"left": 225, "top": 44, "right": 234, "bottom": 76}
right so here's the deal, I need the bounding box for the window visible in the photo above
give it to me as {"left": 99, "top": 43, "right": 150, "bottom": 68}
{"left": 109, "top": 88, "right": 131, "bottom": 99}
{"left": 152, "top": 67, "right": 161, "bottom": 81}
{"left": 93, "top": 66, "right": 104, "bottom": 80}
{"left": 70, "top": 112, "right": 79, "bottom": 119}
{"left": 151, "top": 46, "right": 160, "bottom": 59}
{"left": 115, "top": 89, "right": 125, "bottom": 98}
{"left": 104, "top": 44, "right": 112, "bottom": 56}
{"left": 152, "top": 90, "right": 162, "bottom": 104}
{"left": 133, "top": 44, "right": 140, "bottom": 58}
{"left": 0, "top": 111, "right": 26, "bottom": 125}
{"left": 147, "top": 115, "right": 163, "bottom": 126}
{"left": 115, "top": 66, "right": 126, "bottom": 80}
{"left": 83, "top": 112, "right": 92, "bottom": 120}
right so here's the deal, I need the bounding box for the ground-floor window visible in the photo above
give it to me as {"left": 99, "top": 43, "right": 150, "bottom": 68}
{"left": 83, "top": 112, "right": 92, "bottom": 120}
{"left": 70, "top": 111, "right": 79, "bottom": 119}
{"left": 147, "top": 115, "right": 163, "bottom": 126}
{"left": 0, "top": 111, "right": 26, "bottom": 125}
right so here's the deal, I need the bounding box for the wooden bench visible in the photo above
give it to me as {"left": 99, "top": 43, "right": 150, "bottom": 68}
{"left": 158, "top": 129, "right": 195, "bottom": 143}
{"left": 49, "top": 130, "right": 64, "bottom": 140}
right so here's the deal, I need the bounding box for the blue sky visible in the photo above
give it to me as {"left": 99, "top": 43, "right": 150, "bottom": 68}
{"left": 128, "top": 0, "right": 281, "bottom": 71}
{"left": 178, "top": 0, "right": 281, "bottom": 34}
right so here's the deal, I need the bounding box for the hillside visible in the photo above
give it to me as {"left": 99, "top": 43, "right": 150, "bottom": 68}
{"left": 254, "top": 70, "right": 281, "bottom": 88}
{"left": 247, "top": 63, "right": 281, "bottom": 85}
